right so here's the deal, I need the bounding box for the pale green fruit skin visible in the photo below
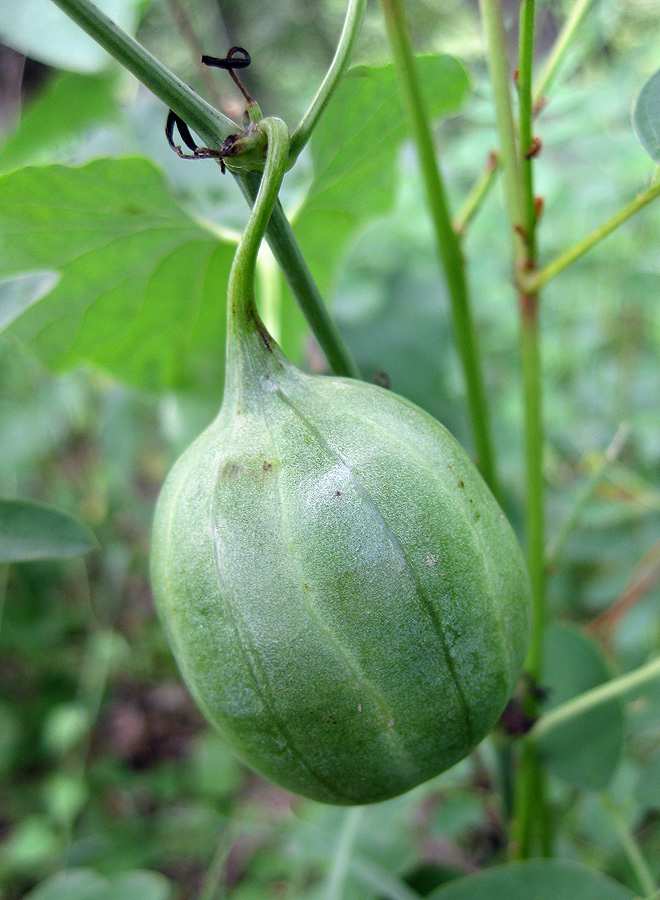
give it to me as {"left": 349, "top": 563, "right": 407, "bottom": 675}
{"left": 151, "top": 358, "right": 531, "bottom": 805}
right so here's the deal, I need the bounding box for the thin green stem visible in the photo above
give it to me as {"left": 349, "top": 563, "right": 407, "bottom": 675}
{"left": 325, "top": 808, "right": 363, "bottom": 900}
{"left": 478, "top": 0, "right": 546, "bottom": 859}
{"left": 379, "top": 0, "right": 499, "bottom": 498}
{"left": 533, "top": 0, "right": 598, "bottom": 104}
{"left": 453, "top": 151, "right": 499, "bottom": 236}
{"left": 532, "top": 656, "right": 660, "bottom": 740}
{"left": 526, "top": 180, "right": 660, "bottom": 293}
{"left": 600, "top": 794, "right": 657, "bottom": 898}
{"left": 349, "top": 857, "right": 423, "bottom": 900}
{"left": 518, "top": 0, "right": 537, "bottom": 262}
{"left": 477, "top": 0, "right": 526, "bottom": 264}
{"left": 198, "top": 820, "right": 238, "bottom": 900}
{"left": 289, "top": 0, "right": 367, "bottom": 164}
{"left": 520, "top": 305, "right": 544, "bottom": 681}
{"left": 49, "top": 0, "right": 359, "bottom": 379}
{"left": 546, "top": 423, "right": 629, "bottom": 568}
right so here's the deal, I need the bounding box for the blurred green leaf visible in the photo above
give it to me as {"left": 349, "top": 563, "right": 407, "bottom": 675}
{"left": 0, "top": 498, "right": 97, "bottom": 562}
{"left": 22, "top": 871, "right": 106, "bottom": 900}
{"left": 0, "top": 72, "right": 118, "bottom": 173}
{"left": 42, "top": 772, "right": 89, "bottom": 828}
{"left": 0, "top": 158, "right": 235, "bottom": 393}
{"left": 23, "top": 869, "right": 172, "bottom": 900}
{"left": 633, "top": 68, "right": 660, "bottom": 162}
{"left": 428, "top": 860, "right": 635, "bottom": 899}
{"left": 0, "top": 816, "right": 62, "bottom": 876}
{"left": 294, "top": 55, "right": 470, "bottom": 294}
{"left": 537, "top": 624, "right": 625, "bottom": 789}
{"left": 637, "top": 747, "right": 660, "bottom": 809}
{"left": 0, "top": 0, "right": 141, "bottom": 73}
{"left": 188, "top": 731, "right": 243, "bottom": 799}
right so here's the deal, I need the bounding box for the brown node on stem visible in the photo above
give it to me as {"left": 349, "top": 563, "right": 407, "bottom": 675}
{"left": 525, "top": 136, "right": 542, "bottom": 159}
{"left": 533, "top": 96, "right": 548, "bottom": 117}
{"left": 534, "top": 195, "right": 545, "bottom": 220}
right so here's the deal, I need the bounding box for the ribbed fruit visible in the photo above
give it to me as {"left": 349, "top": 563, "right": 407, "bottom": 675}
{"left": 151, "top": 331, "right": 531, "bottom": 805}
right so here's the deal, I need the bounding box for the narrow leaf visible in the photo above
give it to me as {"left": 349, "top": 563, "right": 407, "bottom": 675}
{"left": 0, "top": 499, "right": 97, "bottom": 563}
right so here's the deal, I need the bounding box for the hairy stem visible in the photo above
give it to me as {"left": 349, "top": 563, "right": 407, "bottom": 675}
{"left": 50, "top": 0, "right": 236, "bottom": 141}
{"left": 289, "top": 0, "right": 367, "bottom": 164}
{"left": 379, "top": 0, "right": 499, "bottom": 498}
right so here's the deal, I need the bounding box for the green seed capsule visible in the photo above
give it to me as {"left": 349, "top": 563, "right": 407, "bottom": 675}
{"left": 150, "top": 116, "right": 531, "bottom": 805}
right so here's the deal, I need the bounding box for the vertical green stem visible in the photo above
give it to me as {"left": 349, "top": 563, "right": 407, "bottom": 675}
{"left": 477, "top": 0, "right": 526, "bottom": 264}
{"left": 379, "top": 0, "right": 499, "bottom": 499}
{"left": 478, "top": 0, "right": 546, "bottom": 857}
{"left": 516, "top": 0, "right": 545, "bottom": 858}
{"left": 518, "top": 0, "right": 537, "bottom": 262}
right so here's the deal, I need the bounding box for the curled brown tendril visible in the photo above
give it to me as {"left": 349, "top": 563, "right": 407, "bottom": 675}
{"left": 165, "top": 46, "right": 253, "bottom": 171}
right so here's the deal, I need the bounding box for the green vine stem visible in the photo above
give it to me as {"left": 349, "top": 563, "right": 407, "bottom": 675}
{"left": 545, "top": 423, "right": 629, "bottom": 568}
{"left": 289, "top": 0, "right": 367, "bottom": 164}
{"left": 532, "top": 655, "right": 660, "bottom": 740}
{"left": 50, "top": 0, "right": 237, "bottom": 142}
{"left": 518, "top": 0, "right": 538, "bottom": 263}
{"left": 477, "top": 0, "right": 526, "bottom": 265}
{"left": 49, "top": 0, "right": 359, "bottom": 379}
{"left": 523, "top": 179, "right": 660, "bottom": 293}
{"left": 453, "top": 151, "right": 499, "bottom": 236}
{"left": 533, "top": 0, "right": 598, "bottom": 104}
{"left": 379, "top": 0, "right": 500, "bottom": 499}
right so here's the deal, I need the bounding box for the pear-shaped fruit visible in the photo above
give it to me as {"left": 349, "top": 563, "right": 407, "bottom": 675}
{"left": 150, "top": 117, "right": 531, "bottom": 805}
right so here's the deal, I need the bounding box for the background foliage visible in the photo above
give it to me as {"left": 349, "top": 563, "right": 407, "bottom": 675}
{"left": 1, "top": 0, "right": 660, "bottom": 897}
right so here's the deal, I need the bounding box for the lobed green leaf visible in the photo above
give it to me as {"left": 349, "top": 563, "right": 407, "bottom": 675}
{"left": 0, "top": 158, "right": 235, "bottom": 394}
